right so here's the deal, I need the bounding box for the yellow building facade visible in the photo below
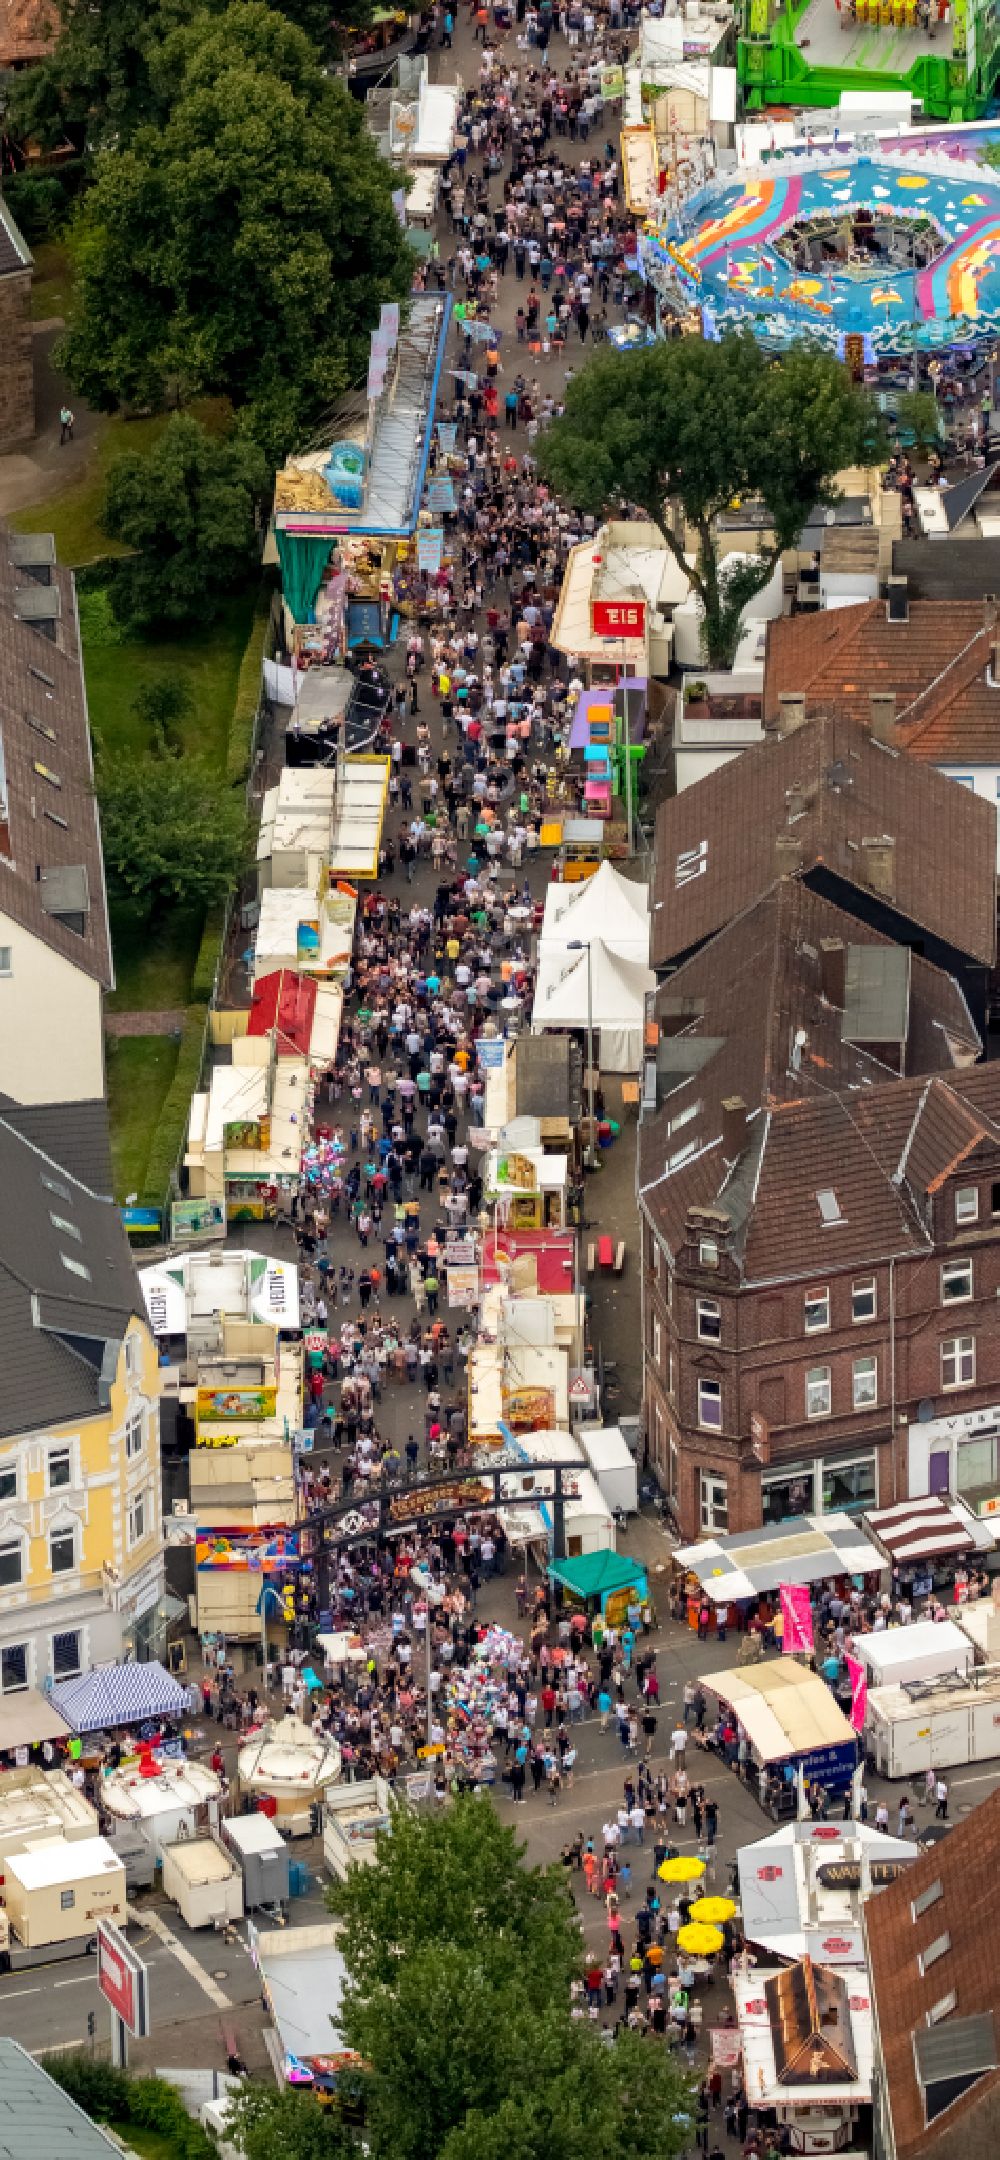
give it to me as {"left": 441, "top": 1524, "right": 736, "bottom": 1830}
{"left": 0, "top": 1314, "right": 164, "bottom": 1696}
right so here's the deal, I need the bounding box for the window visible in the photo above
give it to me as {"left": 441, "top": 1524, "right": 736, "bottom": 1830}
{"left": 0, "top": 948, "right": 10, "bottom": 978}
{"left": 942, "top": 1335, "right": 975, "bottom": 1389}
{"left": 47, "top": 1448, "right": 71, "bottom": 1491}
{"left": 697, "top": 1298, "right": 721, "bottom": 1342}
{"left": 43, "top": 807, "right": 68, "bottom": 831}
{"left": 699, "top": 1470, "right": 728, "bottom": 1532}
{"left": 852, "top": 1278, "right": 877, "bottom": 1322}
{"left": 49, "top": 1528, "right": 75, "bottom": 1575}
{"left": 652, "top": 1316, "right": 662, "bottom": 1369}
{"left": 955, "top": 1186, "right": 979, "bottom": 1225}
{"left": 52, "top": 1629, "right": 81, "bottom": 1680}
{"left": 675, "top": 840, "right": 708, "bottom": 887}
{"left": 699, "top": 1238, "right": 718, "bottom": 1269}
{"left": 28, "top": 663, "right": 54, "bottom": 688}
{"left": 41, "top": 1173, "right": 71, "bottom": 1202}
{"left": 817, "top": 1188, "right": 843, "bottom": 1226}
{"left": 805, "top": 1287, "right": 830, "bottom": 1333}
{"left": 698, "top": 1379, "right": 723, "bottom": 1431}
{"left": 918, "top": 1933, "right": 952, "bottom": 1975}
{"left": 822, "top": 1455, "right": 877, "bottom": 1513}
{"left": 762, "top": 1466, "right": 816, "bottom": 1524}
{"left": 0, "top": 1540, "right": 22, "bottom": 1588}
{"left": 0, "top": 1466, "right": 16, "bottom": 1503}
{"left": 128, "top": 1490, "right": 149, "bottom": 1548}
{"left": 125, "top": 1333, "right": 142, "bottom": 1381}
{"left": 60, "top": 1889, "right": 75, "bottom": 1911}
{"left": 50, "top": 1212, "right": 80, "bottom": 1241}
{"left": 667, "top": 1101, "right": 700, "bottom": 1139}
{"left": 912, "top": 1882, "right": 943, "bottom": 1920}
{"left": 125, "top": 1409, "right": 145, "bottom": 1461}
{"left": 0, "top": 1645, "right": 27, "bottom": 1693}
{"left": 60, "top": 1252, "right": 91, "bottom": 1280}
{"left": 853, "top": 1356, "right": 878, "bottom": 1408}
{"left": 927, "top": 1993, "right": 957, "bottom": 2026}
{"left": 806, "top": 1365, "right": 832, "bottom": 1419}
{"left": 992, "top": 1181, "right": 1000, "bottom": 1218}
{"left": 25, "top": 710, "right": 56, "bottom": 743}
{"left": 32, "top": 760, "right": 61, "bottom": 788}
{"left": 942, "top": 1260, "right": 973, "bottom": 1304}
{"left": 957, "top": 1436, "right": 996, "bottom": 1495}
{"left": 953, "top": 775, "right": 975, "bottom": 790}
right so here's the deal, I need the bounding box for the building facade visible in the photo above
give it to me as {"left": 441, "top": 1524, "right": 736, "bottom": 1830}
{"left": 0, "top": 203, "right": 33, "bottom": 449}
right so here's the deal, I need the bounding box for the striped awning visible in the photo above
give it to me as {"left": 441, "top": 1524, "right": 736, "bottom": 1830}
{"left": 48, "top": 1660, "right": 191, "bottom": 1733}
{"left": 864, "top": 1496, "right": 977, "bottom": 1566}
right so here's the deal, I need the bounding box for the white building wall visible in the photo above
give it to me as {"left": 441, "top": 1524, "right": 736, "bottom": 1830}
{"left": 0, "top": 913, "right": 104, "bottom": 1104}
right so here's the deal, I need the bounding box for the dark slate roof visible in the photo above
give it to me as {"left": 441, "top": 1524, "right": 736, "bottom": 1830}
{"left": 0, "top": 1105, "right": 142, "bottom": 1438}
{"left": 0, "top": 524, "right": 113, "bottom": 988}
{"left": 0, "top": 2039, "right": 123, "bottom": 2156}
{"left": 0, "top": 1096, "right": 114, "bottom": 1197}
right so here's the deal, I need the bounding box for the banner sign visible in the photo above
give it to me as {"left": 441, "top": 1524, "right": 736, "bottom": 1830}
{"left": 416, "top": 528, "right": 444, "bottom": 574}
{"left": 591, "top": 598, "right": 646, "bottom": 639}
{"left": 780, "top": 1582, "right": 814, "bottom": 1656}
{"left": 846, "top": 1654, "right": 868, "bottom": 1734}
{"left": 710, "top": 2028, "right": 743, "bottom": 2069}
{"left": 379, "top": 301, "right": 400, "bottom": 343}
{"left": 196, "top": 1528, "right": 300, "bottom": 1573}
{"left": 601, "top": 63, "right": 625, "bottom": 98}
{"left": 171, "top": 1197, "right": 225, "bottom": 1243}
{"left": 448, "top": 1265, "right": 480, "bottom": 1309}
{"left": 426, "top": 476, "right": 457, "bottom": 512}
{"left": 437, "top": 422, "right": 458, "bottom": 453}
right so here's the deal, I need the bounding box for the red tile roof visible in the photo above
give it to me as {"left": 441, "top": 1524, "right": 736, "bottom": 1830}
{"left": 247, "top": 969, "right": 317, "bottom": 1058}
{"left": 652, "top": 710, "right": 996, "bottom": 971}
{"left": 765, "top": 600, "right": 1000, "bottom": 765}
{"left": 0, "top": 0, "right": 57, "bottom": 65}
{"left": 865, "top": 1787, "right": 1000, "bottom": 2160}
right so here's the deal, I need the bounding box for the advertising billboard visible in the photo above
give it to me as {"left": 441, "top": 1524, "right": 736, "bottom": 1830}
{"left": 98, "top": 1920, "right": 150, "bottom": 2038}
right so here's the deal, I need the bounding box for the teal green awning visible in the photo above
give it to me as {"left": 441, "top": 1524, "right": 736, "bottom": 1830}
{"left": 547, "top": 1550, "right": 647, "bottom": 1602}
{"left": 276, "top": 531, "right": 333, "bottom": 626}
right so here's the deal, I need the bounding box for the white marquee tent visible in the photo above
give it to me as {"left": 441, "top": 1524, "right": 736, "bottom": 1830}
{"left": 538, "top": 861, "right": 650, "bottom": 965}
{"left": 531, "top": 935, "right": 655, "bottom": 1073}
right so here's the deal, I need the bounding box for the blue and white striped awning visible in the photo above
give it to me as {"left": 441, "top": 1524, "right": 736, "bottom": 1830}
{"left": 48, "top": 1660, "right": 190, "bottom": 1733}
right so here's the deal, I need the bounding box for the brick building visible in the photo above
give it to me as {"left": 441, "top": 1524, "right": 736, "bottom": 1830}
{"left": 639, "top": 868, "right": 1000, "bottom": 1542}
{"left": 0, "top": 199, "right": 34, "bottom": 448}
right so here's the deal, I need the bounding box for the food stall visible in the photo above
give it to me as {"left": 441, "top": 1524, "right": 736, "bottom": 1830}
{"left": 674, "top": 1514, "right": 886, "bottom": 1631}
{"left": 704, "top": 1663, "right": 859, "bottom": 1810}
{"left": 547, "top": 1549, "right": 649, "bottom": 1626}
{"left": 161, "top": 1833, "right": 243, "bottom": 1930}
{"left": 737, "top": 1819, "right": 916, "bottom": 1965}
{"left": 100, "top": 1758, "right": 222, "bottom": 1863}
{"left": 253, "top": 1919, "right": 348, "bottom": 2085}
{"left": 734, "top": 1955, "right": 872, "bottom": 2149}
{"left": 322, "top": 1776, "right": 392, "bottom": 1881}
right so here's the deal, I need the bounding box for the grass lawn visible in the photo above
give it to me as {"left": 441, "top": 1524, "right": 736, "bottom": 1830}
{"left": 108, "top": 904, "right": 206, "bottom": 1014}
{"left": 105, "top": 1036, "right": 181, "bottom": 1201}
{"left": 106, "top": 2124, "right": 186, "bottom": 2160}
{"left": 10, "top": 395, "right": 233, "bottom": 568}
{"left": 30, "top": 237, "right": 75, "bottom": 322}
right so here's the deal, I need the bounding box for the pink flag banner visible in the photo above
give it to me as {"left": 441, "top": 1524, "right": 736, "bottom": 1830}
{"left": 779, "top": 1582, "right": 814, "bottom": 1656}
{"left": 846, "top": 1655, "right": 868, "bottom": 1734}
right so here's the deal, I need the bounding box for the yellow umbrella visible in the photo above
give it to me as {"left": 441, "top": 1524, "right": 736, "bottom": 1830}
{"left": 658, "top": 1855, "right": 706, "bottom": 1884}
{"left": 677, "top": 1921, "right": 724, "bottom": 1956}
{"left": 689, "top": 1896, "right": 736, "bottom": 1925}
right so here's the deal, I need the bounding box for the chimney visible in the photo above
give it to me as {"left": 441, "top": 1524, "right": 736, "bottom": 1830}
{"left": 862, "top": 835, "right": 896, "bottom": 899}
{"left": 869, "top": 691, "right": 896, "bottom": 746}
{"left": 819, "top": 938, "right": 846, "bottom": 1007}
{"left": 777, "top": 692, "right": 806, "bottom": 736}
{"left": 721, "top": 1095, "right": 748, "bottom": 1160}
{"left": 776, "top": 833, "right": 803, "bottom": 876}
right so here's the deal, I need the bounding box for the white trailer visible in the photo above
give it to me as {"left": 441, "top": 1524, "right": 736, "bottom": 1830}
{"left": 854, "top": 1619, "right": 972, "bottom": 1692}
{"left": 866, "top": 1668, "right": 1000, "bottom": 1778}
{"left": 323, "top": 1777, "right": 392, "bottom": 1881}
{"left": 577, "top": 1426, "right": 639, "bottom": 1516}
{"left": 161, "top": 1834, "right": 243, "bottom": 1929}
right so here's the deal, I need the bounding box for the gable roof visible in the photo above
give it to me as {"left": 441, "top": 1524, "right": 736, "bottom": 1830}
{"left": 0, "top": 2040, "right": 123, "bottom": 2157}
{"left": 0, "top": 0, "right": 57, "bottom": 65}
{"left": 652, "top": 709, "right": 996, "bottom": 971}
{"left": 0, "top": 1104, "right": 142, "bottom": 1438}
{"left": 865, "top": 1787, "right": 1000, "bottom": 2160}
{"left": 0, "top": 525, "right": 113, "bottom": 990}
{"left": 638, "top": 881, "right": 995, "bottom": 1278}
{"left": 764, "top": 599, "right": 1000, "bottom": 766}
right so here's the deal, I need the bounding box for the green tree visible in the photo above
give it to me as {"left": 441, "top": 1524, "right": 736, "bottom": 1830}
{"left": 59, "top": 3, "right": 412, "bottom": 460}
{"left": 131, "top": 677, "right": 196, "bottom": 753}
{"left": 327, "top": 1798, "right": 692, "bottom": 2160}
{"left": 538, "top": 333, "right": 879, "bottom": 666}
{"left": 895, "top": 389, "right": 941, "bottom": 455}
{"left": 97, "top": 749, "right": 247, "bottom": 915}
{"left": 226, "top": 2083, "right": 357, "bottom": 2160}
{"left": 102, "top": 415, "right": 267, "bottom": 630}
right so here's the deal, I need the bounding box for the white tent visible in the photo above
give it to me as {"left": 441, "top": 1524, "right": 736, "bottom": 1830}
{"left": 531, "top": 935, "right": 655, "bottom": 1073}
{"left": 538, "top": 862, "right": 650, "bottom": 966}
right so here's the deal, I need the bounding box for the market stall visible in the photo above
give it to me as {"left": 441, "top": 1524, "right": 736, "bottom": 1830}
{"left": 531, "top": 937, "right": 655, "bottom": 1075}
{"left": 547, "top": 1549, "right": 648, "bottom": 1626}
{"left": 704, "top": 1662, "right": 859, "bottom": 1809}
{"left": 737, "top": 1819, "right": 916, "bottom": 1964}
{"left": 100, "top": 1758, "right": 222, "bottom": 1863}
{"left": 48, "top": 1662, "right": 192, "bottom": 1735}
{"left": 237, "top": 1716, "right": 342, "bottom": 1836}
{"left": 733, "top": 1957, "right": 872, "bottom": 2142}
{"left": 674, "top": 1514, "right": 886, "bottom": 1624}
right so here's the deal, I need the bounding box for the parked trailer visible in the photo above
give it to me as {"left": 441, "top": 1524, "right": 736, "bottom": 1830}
{"left": 323, "top": 1777, "right": 393, "bottom": 1881}
{"left": 161, "top": 1833, "right": 243, "bottom": 1930}
{"left": 866, "top": 1666, "right": 1000, "bottom": 1778}
{"left": 222, "top": 1812, "right": 290, "bottom": 1910}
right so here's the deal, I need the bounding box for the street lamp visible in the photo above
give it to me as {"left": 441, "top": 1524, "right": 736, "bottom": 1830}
{"left": 567, "top": 939, "right": 597, "bottom": 1168}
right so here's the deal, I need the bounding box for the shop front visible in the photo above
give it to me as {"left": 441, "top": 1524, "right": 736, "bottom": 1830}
{"left": 908, "top": 1401, "right": 1000, "bottom": 1523}
{"left": 760, "top": 1448, "right": 881, "bottom": 1528}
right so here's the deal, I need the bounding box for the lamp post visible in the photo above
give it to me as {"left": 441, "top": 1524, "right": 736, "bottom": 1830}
{"left": 567, "top": 939, "right": 597, "bottom": 1168}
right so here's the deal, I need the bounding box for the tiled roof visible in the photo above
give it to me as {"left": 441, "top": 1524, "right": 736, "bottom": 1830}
{"left": 865, "top": 1788, "right": 1000, "bottom": 2160}
{"left": 0, "top": 200, "right": 31, "bottom": 279}
{"left": 248, "top": 969, "right": 317, "bottom": 1059}
{"left": 0, "top": 526, "right": 112, "bottom": 988}
{"left": 651, "top": 711, "right": 997, "bottom": 971}
{"left": 764, "top": 599, "right": 1000, "bottom": 765}
{"left": 0, "top": 0, "right": 58, "bottom": 66}
{"left": 638, "top": 881, "right": 994, "bottom": 1277}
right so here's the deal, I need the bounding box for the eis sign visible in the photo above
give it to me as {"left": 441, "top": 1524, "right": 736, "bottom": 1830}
{"left": 591, "top": 599, "right": 646, "bottom": 639}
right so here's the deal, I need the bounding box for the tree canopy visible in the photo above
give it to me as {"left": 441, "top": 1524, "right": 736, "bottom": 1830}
{"left": 538, "top": 333, "right": 879, "bottom": 665}
{"left": 317, "top": 1796, "right": 693, "bottom": 2160}
{"left": 102, "top": 415, "right": 267, "bottom": 629}
{"left": 57, "top": 3, "right": 412, "bottom": 460}
{"left": 97, "top": 748, "right": 248, "bottom": 915}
